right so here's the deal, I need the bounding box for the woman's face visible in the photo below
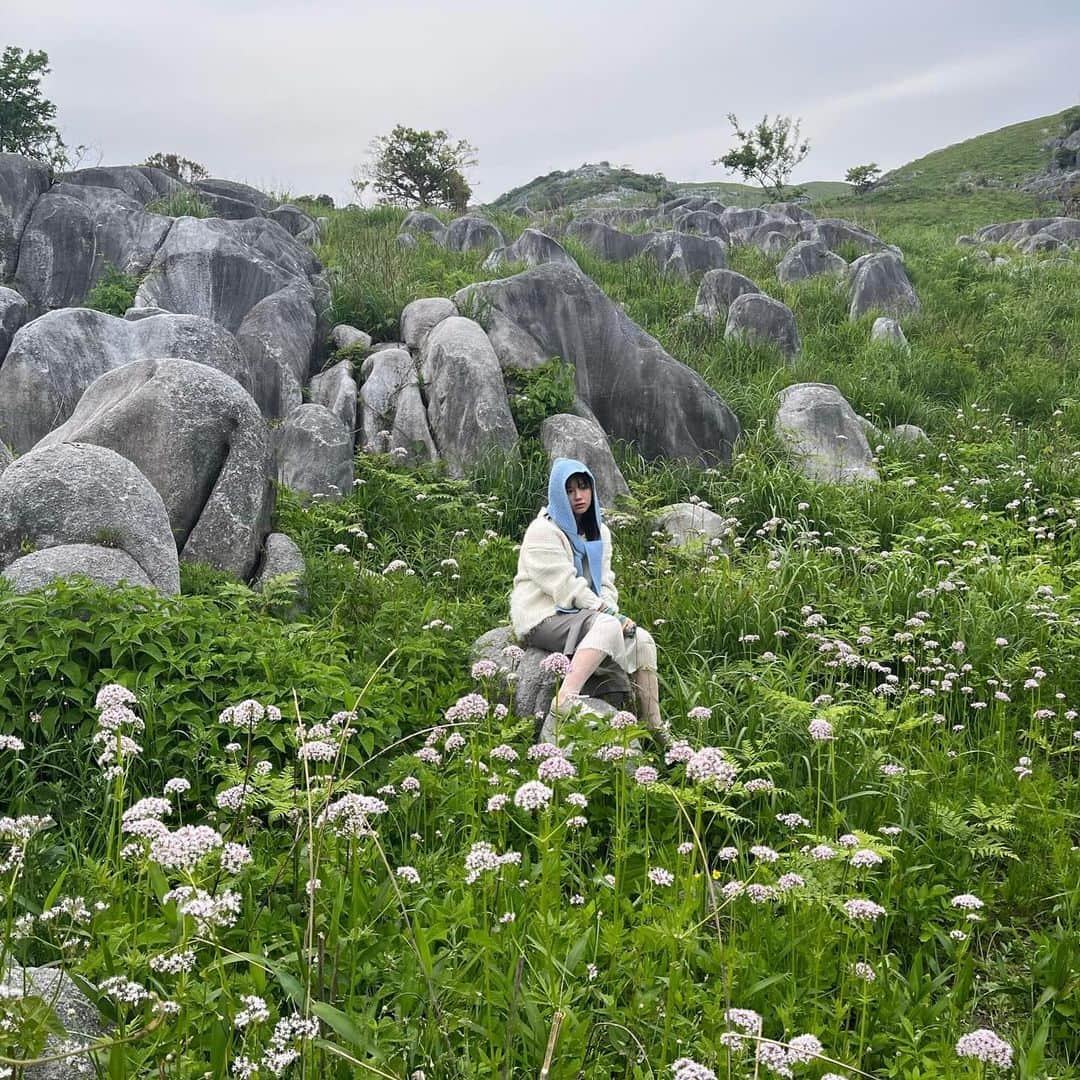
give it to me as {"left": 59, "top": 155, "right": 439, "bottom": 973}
{"left": 566, "top": 475, "right": 592, "bottom": 518}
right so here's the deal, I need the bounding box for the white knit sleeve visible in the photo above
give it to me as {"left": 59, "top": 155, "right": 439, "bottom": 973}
{"left": 599, "top": 524, "right": 618, "bottom": 611}
{"left": 521, "top": 520, "right": 602, "bottom": 611}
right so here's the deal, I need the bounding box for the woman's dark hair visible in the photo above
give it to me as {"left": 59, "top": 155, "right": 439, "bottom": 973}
{"left": 568, "top": 472, "right": 600, "bottom": 541}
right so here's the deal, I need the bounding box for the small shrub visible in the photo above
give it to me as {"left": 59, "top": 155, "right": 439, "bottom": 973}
{"left": 147, "top": 190, "right": 214, "bottom": 218}
{"left": 504, "top": 358, "right": 577, "bottom": 439}
{"left": 1062, "top": 105, "right": 1080, "bottom": 136}
{"left": 83, "top": 263, "right": 139, "bottom": 316}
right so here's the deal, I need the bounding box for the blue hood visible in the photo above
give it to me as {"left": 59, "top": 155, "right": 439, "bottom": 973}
{"left": 546, "top": 457, "right": 604, "bottom": 604}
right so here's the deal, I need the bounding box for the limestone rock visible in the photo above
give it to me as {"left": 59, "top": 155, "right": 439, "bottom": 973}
{"left": 483, "top": 229, "right": 578, "bottom": 272}
{"left": 455, "top": 263, "right": 739, "bottom": 466}
{"left": 275, "top": 404, "right": 353, "bottom": 501}
{"left": 310, "top": 360, "right": 357, "bottom": 434}
{"left": 3, "top": 543, "right": 155, "bottom": 594}
{"left": 890, "top": 423, "right": 929, "bottom": 443}
{"left": 14, "top": 183, "right": 171, "bottom": 312}
{"left": 0, "top": 442, "right": 180, "bottom": 593}
{"left": 399, "top": 210, "right": 446, "bottom": 244}
{"left": 0, "top": 308, "right": 251, "bottom": 453}
{"left": 0, "top": 153, "right": 51, "bottom": 279}
{"left": 267, "top": 204, "right": 316, "bottom": 238}
{"left": 37, "top": 358, "right": 273, "bottom": 580}
{"left": 811, "top": 219, "right": 891, "bottom": 255}
{"left": 0, "top": 286, "right": 29, "bottom": 361}
{"left": 419, "top": 317, "right": 518, "bottom": 476}
{"left": 776, "top": 240, "right": 846, "bottom": 284}
{"left": 540, "top": 413, "right": 629, "bottom": 505}
{"left": 395, "top": 232, "right": 418, "bottom": 250}
{"left": 330, "top": 324, "right": 372, "bottom": 352}
{"left": 252, "top": 532, "right": 307, "bottom": 610}
{"left": 642, "top": 231, "right": 727, "bottom": 277}
{"left": 0, "top": 441, "right": 11, "bottom": 476}
{"left": 654, "top": 503, "right": 730, "bottom": 548}
{"left": 400, "top": 298, "right": 456, "bottom": 352}
{"left": 775, "top": 383, "right": 878, "bottom": 484}
{"left": 444, "top": 216, "right": 505, "bottom": 253}
{"left": 236, "top": 282, "right": 318, "bottom": 417}
{"left": 765, "top": 201, "right": 816, "bottom": 223}
{"left": 721, "top": 207, "right": 771, "bottom": 231}
{"left": 725, "top": 293, "right": 801, "bottom": 359}
{"left": 870, "top": 317, "right": 909, "bottom": 348}
{"left": 672, "top": 210, "right": 730, "bottom": 240}
{"left": 565, "top": 219, "right": 649, "bottom": 262}
{"left": 694, "top": 269, "right": 762, "bottom": 321}
{"left": 63, "top": 164, "right": 184, "bottom": 205}
{"left": 195, "top": 178, "right": 274, "bottom": 212}
{"left": 849, "top": 252, "right": 919, "bottom": 321}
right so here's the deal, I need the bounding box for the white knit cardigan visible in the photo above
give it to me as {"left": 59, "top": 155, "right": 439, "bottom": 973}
{"left": 509, "top": 510, "right": 619, "bottom": 639}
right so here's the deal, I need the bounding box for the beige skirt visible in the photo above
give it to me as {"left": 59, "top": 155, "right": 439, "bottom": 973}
{"left": 526, "top": 610, "right": 658, "bottom": 681}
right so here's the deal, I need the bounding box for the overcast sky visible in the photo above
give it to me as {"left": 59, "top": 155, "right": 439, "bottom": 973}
{"left": 7, "top": 0, "right": 1079, "bottom": 205}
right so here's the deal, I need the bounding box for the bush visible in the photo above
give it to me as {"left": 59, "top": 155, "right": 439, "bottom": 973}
{"left": 83, "top": 263, "right": 139, "bottom": 315}
{"left": 147, "top": 190, "right": 213, "bottom": 218}
{"left": 504, "top": 358, "right": 577, "bottom": 439}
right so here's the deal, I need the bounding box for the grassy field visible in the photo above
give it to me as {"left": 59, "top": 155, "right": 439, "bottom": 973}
{"left": 2, "top": 132, "right": 1080, "bottom": 1077}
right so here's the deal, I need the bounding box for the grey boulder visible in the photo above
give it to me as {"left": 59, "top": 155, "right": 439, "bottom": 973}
{"left": 267, "top": 204, "right": 317, "bottom": 238}
{"left": 672, "top": 210, "right": 730, "bottom": 240}
{"left": 0, "top": 285, "right": 29, "bottom": 360}
{"left": 37, "top": 358, "right": 273, "bottom": 580}
{"left": 399, "top": 210, "right": 446, "bottom": 243}
{"left": 725, "top": 293, "right": 801, "bottom": 359}
{"left": 811, "top": 219, "right": 891, "bottom": 255}
{"left": 456, "top": 263, "right": 740, "bottom": 466}
{"left": 275, "top": 403, "right": 353, "bottom": 500}
{"left": 890, "top": 423, "right": 929, "bottom": 443}
{"left": 540, "top": 413, "right": 629, "bottom": 505}
{"left": 0, "top": 308, "right": 251, "bottom": 452}
{"left": 14, "top": 183, "right": 171, "bottom": 312}
{"left": 310, "top": 360, "right": 357, "bottom": 434}
{"left": 0, "top": 441, "right": 11, "bottom": 476}
{"left": 0, "top": 153, "right": 51, "bottom": 279}
{"left": 775, "top": 383, "right": 879, "bottom": 483}
{"left": 63, "top": 164, "right": 184, "bottom": 205}
{"left": 694, "top": 269, "right": 762, "bottom": 321}
{"left": 3, "top": 543, "right": 155, "bottom": 594}
{"left": 483, "top": 229, "right": 578, "bottom": 271}
{"left": 653, "top": 503, "right": 730, "bottom": 548}
{"left": 252, "top": 531, "right": 307, "bottom": 610}
{"left": 870, "top": 317, "right": 909, "bottom": 348}
{"left": 565, "top": 219, "right": 649, "bottom": 262}
{"left": 642, "top": 231, "right": 727, "bottom": 277}
{"left": 0, "top": 442, "right": 180, "bottom": 593}
{"left": 419, "top": 317, "right": 518, "bottom": 476}
{"left": 720, "top": 207, "right": 772, "bottom": 231}
{"left": 849, "top": 252, "right": 919, "bottom": 321}
{"left": 400, "top": 297, "right": 457, "bottom": 351}
{"left": 443, "top": 215, "right": 505, "bottom": 252}
{"left": 776, "top": 240, "right": 846, "bottom": 284}
{"left": 330, "top": 324, "right": 372, "bottom": 352}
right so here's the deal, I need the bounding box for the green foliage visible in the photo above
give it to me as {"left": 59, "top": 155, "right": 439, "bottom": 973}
{"left": 715, "top": 113, "right": 811, "bottom": 199}
{"left": 845, "top": 162, "right": 881, "bottom": 193}
{"left": 490, "top": 164, "right": 673, "bottom": 211}
{"left": 83, "top": 262, "right": 139, "bottom": 316}
{"left": 504, "top": 358, "right": 577, "bottom": 439}
{"left": 355, "top": 125, "right": 477, "bottom": 212}
{"left": 0, "top": 46, "right": 80, "bottom": 170}
{"left": 1062, "top": 105, "right": 1080, "bottom": 136}
{"left": 140, "top": 151, "right": 208, "bottom": 182}
{"left": 147, "top": 189, "right": 214, "bottom": 218}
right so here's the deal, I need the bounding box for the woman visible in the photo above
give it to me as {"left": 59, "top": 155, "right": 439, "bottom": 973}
{"left": 510, "top": 457, "right": 663, "bottom": 735}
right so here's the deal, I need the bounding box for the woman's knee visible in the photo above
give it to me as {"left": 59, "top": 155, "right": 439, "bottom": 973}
{"left": 635, "top": 627, "right": 656, "bottom": 649}
{"left": 594, "top": 613, "right": 622, "bottom": 636}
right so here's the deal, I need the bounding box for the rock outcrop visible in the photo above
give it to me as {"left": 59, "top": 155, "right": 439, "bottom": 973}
{"left": 539, "top": 413, "right": 629, "bottom": 505}
{"left": 694, "top": 269, "right": 762, "bottom": 321}
{"left": 776, "top": 240, "right": 846, "bottom": 284}
{"left": 0, "top": 285, "right": 28, "bottom": 360}
{"left": 725, "top": 293, "right": 801, "bottom": 359}
{"left": 0, "top": 153, "right": 51, "bottom": 279}
{"left": 359, "top": 346, "right": 438, "bottom": 464}
{"left": 848, "top": 252, "right": 919, "bottom": 321}
{"left": 400, "top": 298, "right": 456, "bottom": 352}
{"left": 275, "top": 403, "right": 353, "bottom": 501}
{"left": 774, "top": 383, "right": 878, "bottom": 484}
{"left": 483, "top": 229, "right": 578, "bottom": 272}
{"left": 455, "top": 263, "right": 740, "bottom": 466}
{"left": 309, "top": 360, "right": 358, "bottom": 434}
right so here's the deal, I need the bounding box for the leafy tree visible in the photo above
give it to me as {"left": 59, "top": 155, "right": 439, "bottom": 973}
{"left": 0, "top": 46, "right": 79, "bottom": 169}
{"left": 141, "top": 152, "right": 209, "bottom": 182}
{"left": 354, "top": 125, "right": 477, "bottom": 212}
{"left": 713, "top": 113, "right": 810, "bottom": 199}
{"left": 845, "top": 163, "right": 882, "bottom": 194}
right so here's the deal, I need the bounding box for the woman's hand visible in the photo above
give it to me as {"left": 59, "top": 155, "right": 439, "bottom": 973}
{"left": 621, "top": 618, "right": 637, "bottom": 637}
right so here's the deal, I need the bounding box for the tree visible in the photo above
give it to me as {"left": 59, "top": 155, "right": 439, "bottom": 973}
{"left": 845, "top": 163, "right": 881, "bottom": 194}
{"left": 0, "top": 46, "right": 78, "bottom": 170}
{"left": 141, "top": 152, "right": 209, "bottom": 183}
{"left": 713, "top": 113, "right": 810, "bottom": 200}
{"left": 354, "top": 125, "right": 477, "bottom": 212}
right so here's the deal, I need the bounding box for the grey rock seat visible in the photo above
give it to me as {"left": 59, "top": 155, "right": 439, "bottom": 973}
{"left": 275, "top": 404, "right": 353, "bottom": 501}
{"left": 776, "top": 240, "right": 847, "bottom": 284}
{"left": 3, "top": 543, "right": 155, "bottom": 594}
{"left": 694, "top": 269, "right": 762, "bottom": 321}
{"left": 774, "top": 383, "right": 879, "bottom": 484}
{"left": 455, "top": 262, "right": 740, "bottom": 467}
{"left": 310, "top": 359, "right": 357, "bottom": 434}
{"left": 36, "top": 358, "right": 273, "bottom": 579}
{"left": 359, "top": 346, "right": 438, "bottom": 464}
{"left": 419, "top": 317, "right": 518, "bottom": 476}
{"left": 400, "top": 297, "right": 456, "bottom": 351}
{"left": 444, "top": 215, "right": 505, "bottom": 252}
{"left": 0, "top": 441, "right": 180, "bottom": 594}
{"left": 849, "top": 252, "right": 919, "bottom": 321}
{"left": 539, "top": 413, "right": 629, "bottom": 506}
{"left": 14, "top": 183, "right": 172, "bottom": 312}
{"left": 0, "top": 153, "right": 51, "bottom": 279}
{"left": 483, "top": 229, "right": 578, "bottom": 272}
{"left": 725, "top": 293, "right": 801, "bottom": 359}
{"left": 0, "top": 286, "right": 29, "bottom": 361}
{"left": 0, "top": 308, "right": 252, "bottom": 453}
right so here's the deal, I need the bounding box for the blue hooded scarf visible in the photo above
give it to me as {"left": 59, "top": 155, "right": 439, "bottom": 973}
{"left": 546, "top": 457, "right": 604, "bottom": 610}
